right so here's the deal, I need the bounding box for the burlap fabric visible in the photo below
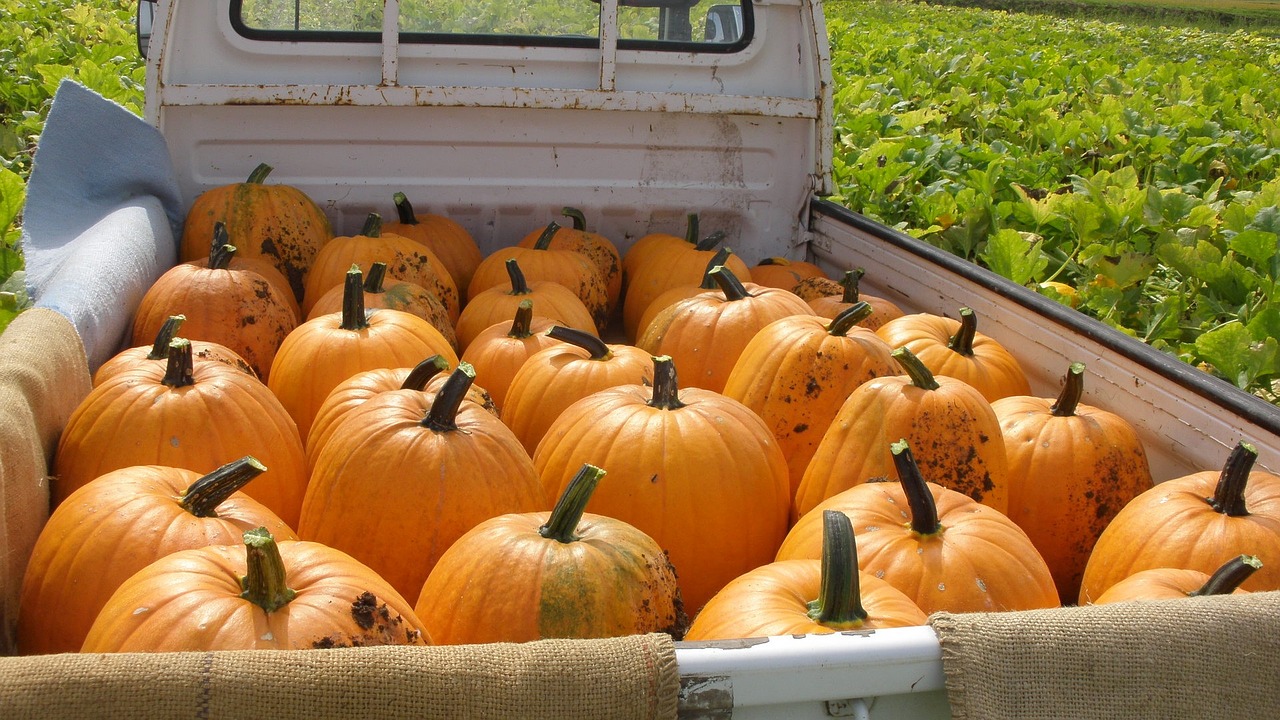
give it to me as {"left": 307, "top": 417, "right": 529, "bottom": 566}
{"left": 0, "top": 309, "right": 92, "bottom": 655}
{"left": 929, "top": 590, "right": 1280, "bottom": 719}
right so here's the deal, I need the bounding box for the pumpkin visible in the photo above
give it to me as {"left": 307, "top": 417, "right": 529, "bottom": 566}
{"left": 620, "top": 213, "right": 704, "bottom": 286}
{"left": 306, "top": 261, "right": 458, "bottom": 352}
{"left": 415, "top": 463, "right": 687, "bottom": 644}
{"left": 382, "top": 191, "right": 483, "bottom": 294}
{"left": 502, "top": 326, "right": 654, "bottom": 455}
{"left": 81, "top": 527, "right": 429, "bottom": 651}
{"left": 992, "top": 362, "right": 1154, "bottom": 603}
{"left": 779, "top": 440, "right": 1059, "bottom": 614}
{"left": 685, "top": 510, "right": 928, "bottom": 639}
{"left": 876, "top": 307, "right": 1030, "bottom": 402}
{"left": 299, "top": 363, "right": 545, "bottom": 601}
{"left": 638, "top": 265, "right": 815, "bottom": 393}
{"left": 1091, "top": 555, "right": 1261, "bottom": 605}
{"left": 53, "top": 338, "right": 309, "bottom": 526}
{"left": 633, "top": 246, "right": 734, "bottom": 341}
{"left": 179, "top": 163, "right": 333, "bottom": 302}
{"left": 516, "top": 208, "right": 622, "bottom": 315}
{"left": 748, "top": 256, "right": 827, "bottom": 291}
{"left": 18, "top": 458, "right": 295, "bottom": 655}
{"left": 455, "top": 258, "right": 598, "bottom": 351}
{"left": 794, "top": 346, "right": 1009, "bottom": 521}
{"left": 534, "top": 356, "right": 790, "bottom": 612}
{"left": 458, "top": 299, "right": 561, "bottom": 412}
{"left": 469, "top": 222, "right": 609, "bottom": 332}
{"left": 268, "top": 265, "right": 458, "bottom": 442}
{"left": 1078, "top": 441, "right": 1280, "bottom": 603}
{"left": 806, "top": 269, "right": 904, "bottom": 331}
{"left": 722, "top": 302, "right": 898, "bottom": 499}
{"left": 301, "top": 213, "right": 460, "bottom": 322}
{"left": 132, "top": 226, "right": 298, "bottom": 380}
{"left": 182, "top": 222, "right": 302, "bottom": 322}
{"left": 791, "top": 275, "right": 842, "bottom": 303}
{"left": 94, "top": 314, "right": 255, "bottom": 386}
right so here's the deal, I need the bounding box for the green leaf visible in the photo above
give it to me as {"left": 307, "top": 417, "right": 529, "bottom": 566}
{"left": 1229, "top": 229, "right": 1279, "bottom": 271}
{"left": 1195, "top": 322, "right": 1280, "bottom": 389}
{"left": 979, "top": 229, "right": 1048, "bottom": 286}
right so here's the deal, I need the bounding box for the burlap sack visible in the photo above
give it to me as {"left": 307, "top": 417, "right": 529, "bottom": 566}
{"left": 0, "top": 633, "right": 680, "bottom": 720}
{"left": 930, "top": 590, "right": 1280, "bottom": 719}
{"left": 0, "top": 308, "right": 92, "bottom": 655}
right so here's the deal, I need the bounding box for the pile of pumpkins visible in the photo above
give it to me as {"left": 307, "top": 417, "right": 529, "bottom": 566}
{"left": 18, "top": 164, "right": 1280, "bottom": 654}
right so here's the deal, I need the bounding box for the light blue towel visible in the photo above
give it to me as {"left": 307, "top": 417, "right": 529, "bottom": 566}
{"left": 21, "top": 80, "right": 184, "bottom": 370}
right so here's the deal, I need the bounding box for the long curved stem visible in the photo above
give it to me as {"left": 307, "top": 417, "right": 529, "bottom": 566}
{"left": 393, "top": 191, "right": 420, "bottom": 225}
{"left": 505, "top": 259, "right": 532, "bottom": 295}
{"left": 422, "top": 363, "right": 476, "bottom": 431}
{"left": 890, "top": 347, "right": 941, "bottom": 391}
{"left": 806, "top": 510, "right": 868, "bottom": 627}
{"left": 547, "top": 325, "right": 611, "bottom": 361}
{"left": 533, "top": 222, "right": 561, "bottom": 250}
{"left": 561, "top": 207, "right": 588, "bottom": 232}
{"left": 1190, "top": 555, "right": 1262, "bottom": 596}
{"left": 148, "top": 315, "right": 186, "bottom": 359}
{"left": 539, "top": 464, "right": 606, "bottom": 543}
{"left": 827, "top": 302, "right": 873, "bottom": 337}
{"left": 708, "top": 265, "right": 752, "bottom": 302}
{"left": 401, "top": 355, "right": 451, "bottom": 391}
{"left": 180, "top": 457, "right": 268, "bottom": 518}
{"left": 1207, "top": 441, "right": 1256, "bottom": 517}
{"left": 891, "top": 440, "right": 942, "bottom": 536}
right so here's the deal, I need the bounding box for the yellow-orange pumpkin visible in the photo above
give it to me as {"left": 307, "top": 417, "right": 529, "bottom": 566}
{"left": 455, "top": 258, "right": 598, "bottom": 352}
{"left": 876, "top": 307, "right": 1030, "bottom": 402}
{"left": 458, "top": 300, "right": 561, "bottom": 412}
{"left": 1091, "top": 555, "right": 1261, "bottom": 605}
{"left": 305, "top": 261, "right": 458, "bottom": 352}
{"left": 382, "top": 191, "right": 483, "bottom": 294}
{"left": 94, "top": 315, "right": 256, "bottom": 386}
{"left": 516, "top": 208, "right": 622, "bottom": 315}
{"left": 806, "top": 269, "right": 904, "bottom": 331}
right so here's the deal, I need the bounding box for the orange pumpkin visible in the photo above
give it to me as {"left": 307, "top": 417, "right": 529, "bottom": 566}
{"left": 876, "top": 307, "right": 1030, "bottom": 402}
{"left": 299, "top": 364, "right": 545, "bottom": 601}
{"left": 82, "top": 527, "right": 429, "bottom": 651}
{"left": 382, "top": 191, "right": 483, "bottom": 294}
{"left": 415, "top": 464, "right": 687, "bottom": 644}
{"left": 638, "top": 266, "right": 815, "bottom": 393}
{"left": 794, "top": 346, "right": 1009, "bottom": 521}
{"left": 1091, "top": 555, "right": 1261, "bottom": 605}
{"left": 992, "top": 362, "right": 1154, "bottom": 603}
{"left": 455, "top": 258, "right": 598, "bottom": 352}
{"left": 791, "top": 275, "right": 842, "bottom": 303}
{"left": 779, "top": 441, "right": 1058, "bottom": 614}
{"left": 633, "top": 246, "right": 734, "bottom": 340}
{"left": 18, "top": 458, "right": 295, "bottom": 655}
{"left": 94, "top": 314, "right": 256, "bottom": 386}
{"left": 182, "top": 223, "right": 302, "bottom": 322}
{"left": 806, "top": 269, "right": 904, "bottom": 331}
{"left": 1078, "top": 441, "right": 1280, "bottom": 603}
{"left": 686, "top": 510, "right": 928, "bottom": 639}
{"left": 306, "top": 261, "right": 458, "bottom": 352}
{"left": 534, "top": 356, "right": 790, "bottom": 612}
{"left": 459, "top": 300, "right": 561, "bottom": 412}
{"left": 268, "top": 265, "right": 458, "bottom": 442}
{"left": 516, "top": 208, "right": 622, "bottom": 315}
{"left": 179, "top": 163, "right": 333, "bottom": 302}
{"left": 620, "top": 213, "right": 703, "bottom": 288}
{"left": 502, "top": 326, "right": 654, "bottom": 455}
{"left": 54, "top": 338, "right": 309, "bottom": 526}
{"left": 133, "top": 226, "right": 298, "bottom": 380}
{"left": 748, "top": 256, "right": 827, "bottom": 291}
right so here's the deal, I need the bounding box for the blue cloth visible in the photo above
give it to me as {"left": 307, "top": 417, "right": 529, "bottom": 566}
{"left": 21, "top": 80, "right": 184, "bottom": 370}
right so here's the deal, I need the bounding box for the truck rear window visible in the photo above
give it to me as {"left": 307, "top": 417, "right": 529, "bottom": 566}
{"left": 233, "top": 0, "right": 752, "bottom": 50}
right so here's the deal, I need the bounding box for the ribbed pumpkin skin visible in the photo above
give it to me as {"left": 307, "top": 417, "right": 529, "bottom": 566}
{"left": 638, "top": 283, "right": 815, "bottom": 393}
{"left": 777, "top": 480, "right": 1059, "bottom": 614}
{"left": 622, "top": 249, "right": 752, "bottom": 342}
{"left": 130, "top": 262, "right": 298, "bottom": 381}
{"left": 299, "top": 389, "right": 545, "bottom": 602}
{"left": 18, "top": 464, "right": 296, "bottom": 655}
{"left": 993, "top": 384, "right": 1154, "bottom": 604}
{"left": 53, "top": 360, "right": 308, "bottom": 527}
{"left": 306, "top": 275, "right": 458, "bottom": 352}
{"left": 722, "top": 313, "right": 897, "bottom": 499}
{"left": 468, "top": 246, "right": 609, "bottom": 333}
{"left": 516, "top": 219, "right": 622, "bottom": 314}
{"left": 81, "top": 540, "right": 428, "bottom": 652}
{"left": 94, "top": 340, "right": 255, "bottom": 386}
{"left": 459, "top": 312, "right": 560, "bottom": 412}
{"left": 534, "top": 381, "right": 790, "bottom": 613}
{"left": 876, "top": 312, "right": 1030, "bottom": 402}
{"left": 414, "top": 512, "right": 684, "bottom": 644}
{"left": 794, "top": 373, "right": 1009, "bottom": 520}
{"left": 1078, "top": 464, "right": 1280, "bottom": 604}
{"left": 179, "top": 170, "right": 333, "bottom": 303}
{"left": 266, "top": 309, "right": 458, "bottom": 442}
{"left": 1092, "top": 567, "right": 1250, "bottom": 605}
{"left": 185, "top": 253, "right": 302, "bottom": 322}
{"left": 301, "top": 232, "right": 459, "bottom": 321}
{"left": 684, "top": 559, "right": 928, "bottom": 639}
{"left": 457, "top": 281, "right": 597, "bottom": 352}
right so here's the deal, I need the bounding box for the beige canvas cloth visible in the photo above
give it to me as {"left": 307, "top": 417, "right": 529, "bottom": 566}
{"left": 930, "top": 590, "right": 1280, "bottom": 719}
{"left": 0, "top": 634, "right": 680, "bottom": 719}
{"left": 0, "top": 309, "right": 92, "bottom": 655}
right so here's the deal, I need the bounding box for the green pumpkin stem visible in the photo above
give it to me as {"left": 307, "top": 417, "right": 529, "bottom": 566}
{"left": 363, "top": 262, "right": 388, "bottom": 293}
{"left": 209, "top": 222, "right": 236, "bottom": 268}
{"left": 806, "top": 510, "right": 869, "bottom": 627}
{"left": 946, "top": 307, "right": 978, "bottom": 356}
{"left": 547, "top": 325, "right": 611, "bottom": 361}
{"left": 359, "top": 213, "right": 382, "bottom": 238}
{"left": 533, "top": 222, "right": 561, "bottom": 250}
{"left": 1207, "top": 441, "right": 1257, "bottom": 517}
{"left": 508, "top": 300, "right": 536, "bottom": 338}
{"left": 1051, "top": 362, "right": 1086, "bottom": 417}
{"left": 683, "top": 214, "right": 700, "bottom": 244}
{"left": 393, "top": 192, "right": 420, "bottom": 225}
{"left": 828, "top": 301, "right": 874, "bottom": 336}
{"left": 422, "top": 363, "right": 476, "bottom": 431}
{"left": 240, "top": 527, "right": 297, "bottom": 613}
{"left": 401, "top": 355, "right": 451, "bottom": 391}
{"left": 180, "top": 456, "right": 268, "bottom": 518}
{"left": 695, "top": 230, "right": 727, "bottom": 252}
{"left": 840, "top": 269, "right": 865, "bottom": 304}
{"left": 649, "top": 356, "right": 686, "bottom": 410}
{"left": 892, "top": 439, "right": 943, "bottom": 536}
{"left": 505, "top": 259, "right": 532, "bottom": 295}
{"left": 561, "top": 207, "right": 588, "bottom": 232}
{"left": 163, "top": 338, "right": 196, "bottom": 388}
{"left": 340, "top": 264, "right": 370, "bottom": 331}
{"left": 891, "top": 347, "right": 941, "bottom": 391}
{"left": 709, "top": 265, "right": 752, "bottom": 301}
{"left": 699, "top": 248, "right": 733, "bottom": 290}
{"left": 148, "top": 315, "right": 186, "bottom": 360}
{"left": 245, "top": 163, "right": 273, "bottom": 184}
{"left": 1190, "top": 555, "right": 1262, "bottom": 597}
{"left": 539, "top": 464, "right": 606, "bottom": 544}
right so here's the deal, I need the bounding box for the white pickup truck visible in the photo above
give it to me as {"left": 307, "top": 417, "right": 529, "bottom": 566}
{"left": 11, "top": 0, "right": 1280, "bottom": 716}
